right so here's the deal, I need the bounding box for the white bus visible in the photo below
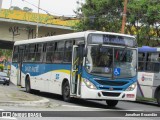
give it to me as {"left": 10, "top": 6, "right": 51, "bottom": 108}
{"left": 137, "top": 46, "right": 160, "bottom": 106}
{"left": 10, "top": 31, "right": 137, "bottom": 107}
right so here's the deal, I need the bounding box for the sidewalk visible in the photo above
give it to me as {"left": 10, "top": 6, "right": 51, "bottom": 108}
{"left": 0, "top": 84, "right": 50, "bottom": 107}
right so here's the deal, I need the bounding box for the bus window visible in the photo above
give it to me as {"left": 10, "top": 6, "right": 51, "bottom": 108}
{"left": 28, "top": 44, "right": 36, "bottom": 62}
{"left": 138, "top": 53, "right": 145, "bottom": 71}
{"left": 23, "top": 45, "right": 29, "bottom": 62}
{"left": 12, "top": 46, "right": 19, "bottom": 62}
{"left": 35, "top": 44, "right": 43, "bottom": 62}
{"left": 64, "top": 41, "right": 72, "bottom": 63}
{"left": 46, "top": 42, "right": 54, "bottom": 63}
{"left": 98, "top": 48, "right": 112, "bottom": 67}
{"left": 42, "top": 43, "right": 47, "bottom": 63}
{"left": 53, "top": 41, "right": 64, "bottom": 63}
{"left": 146, "top": 53, "right": 160, "bottom": 72}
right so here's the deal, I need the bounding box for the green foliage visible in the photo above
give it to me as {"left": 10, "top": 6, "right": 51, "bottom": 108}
{"left": 0, "top": 49, "right": 12, "bottom": 61}
{"left": 127, "top": 0, "right": 160, "bottom": 46}
{"left": 74, "top": 0, "right": 123, "bottom": 32}
{"left": 0, "top": 66, "right": 4, "bottom": 71}
{"left": 74, "top": 0, "right": 160, "bottom": 47}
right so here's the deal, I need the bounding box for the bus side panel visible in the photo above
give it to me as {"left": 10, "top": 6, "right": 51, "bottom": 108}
{"left": 137, "top": 85, "right": 154, "bottom": 98}
{"left": 10, "top": 63, "right": 18, "bottom": 85}
{"left": 137, "top": 72, "right": 154, "bottom": 98}
{"left": 21, "top": 63, "right": 71, "bottom": 94}
{"left": 20, "top": 70, "right": 26, "bottom": 88}
{"left": 153, "top": 73, "right": 160, "bottom": 87}
{"left": 49, "top": 70, "right": 71, "bottom": 94}
{"left": 49, "top": 64, "right": 71, "bottom": 94}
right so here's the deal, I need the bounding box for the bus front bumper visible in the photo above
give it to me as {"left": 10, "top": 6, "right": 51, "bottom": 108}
{"left": 80, "top": 84, "right": 137, "bottom": 101}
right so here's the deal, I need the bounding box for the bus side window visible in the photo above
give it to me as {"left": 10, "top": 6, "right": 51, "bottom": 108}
{"left": 35, "top": 43, "right": 43, "bottom": 62}
{"left": 138, "top": 53, "right": 145, "bottom": 71}
{"left": 42, "top": 43, "right": 47, "bottom": 63}
{"left": 64, "top": 40, "right": 72, "bottom": 63}
{"left": 53, "top": 41, "right": 64, "bottom": 63}
{"left": 28, "top": 44, "right": 36, "bottom": 62}
{"left": 23, "top": 45, "right": 29, "bottom": 62}
{"left": 46, "top": 42, "right": 54, "bottom": 63}
{"left": 12, "top": 46, "right": 19, "bottom": 62}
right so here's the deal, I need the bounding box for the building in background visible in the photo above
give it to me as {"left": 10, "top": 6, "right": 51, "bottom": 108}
{"left": 0, "top": 0, "right": 2, "bottom": 10}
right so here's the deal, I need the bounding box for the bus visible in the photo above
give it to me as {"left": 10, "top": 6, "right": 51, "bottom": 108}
{"left": 137, "top": 46, "right": 160, "bottom": 106}
{"left": 10, "top": 31, "right": 137, "bottom": 107}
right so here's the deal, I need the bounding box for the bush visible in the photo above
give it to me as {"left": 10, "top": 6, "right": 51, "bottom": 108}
{"left": 0, "top": 65, "right": 4, "bottom": 71}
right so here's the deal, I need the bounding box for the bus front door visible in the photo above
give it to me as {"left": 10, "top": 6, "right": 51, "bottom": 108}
{"left": 71, "top": 45, "right": 81, "bottom": 96}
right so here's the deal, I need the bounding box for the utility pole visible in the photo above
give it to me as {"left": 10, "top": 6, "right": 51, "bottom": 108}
{"left": 36, "top": 0, "right": 40, "bottom": 38}
{"left": 121, "top": 0, "right": 128, "bottom": 34}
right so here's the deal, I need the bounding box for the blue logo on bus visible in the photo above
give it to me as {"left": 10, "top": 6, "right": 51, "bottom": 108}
{"left": 56, "top": 74, "right": 60, "bottom": 80}
{"left": 114, "top": 68, "right": 121, "bottom": 76}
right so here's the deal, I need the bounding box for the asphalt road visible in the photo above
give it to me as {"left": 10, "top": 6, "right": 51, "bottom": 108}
{"left": 0, "top": 83, "right": 160, "bottom": 120}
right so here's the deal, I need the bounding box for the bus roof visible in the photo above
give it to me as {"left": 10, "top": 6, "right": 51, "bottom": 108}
{"left": 138, "top": 46, "right": 157, "bottom": 52}
{"left": 14, "top": 31, "right": 135, "bottom": 46}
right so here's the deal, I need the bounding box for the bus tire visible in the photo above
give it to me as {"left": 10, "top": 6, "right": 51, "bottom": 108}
{"left": 157, "top": 90, "right": 160, "bottom": 106}
{"left": 106, "top": 100, "right": 118, "bottom": 108}
{"left": 62, "top": 81, "right": 71, "bottom": 102}
{"left": 25, "top": 76, "right": 31, "bottom": 93}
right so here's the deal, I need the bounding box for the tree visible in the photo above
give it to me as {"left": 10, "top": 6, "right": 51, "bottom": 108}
{"left": 74, "top": 0, "right": 160, "bottom": 47}
{"left": 23, "top": 7, "right": 33, "bottom": 12}
{"left": 0, "top": 49, "right": 12, "bottom": 61}
{"left": 126, "top": 0, "right": 160, "bottom": 46}
{"left": 74, "top": 0, "right": 123, "bottom": 32}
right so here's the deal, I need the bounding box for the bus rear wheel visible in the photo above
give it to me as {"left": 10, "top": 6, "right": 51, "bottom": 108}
{"left": 157, "top": 90, "right": 160, "bottom": 106}
{"left": 25, "top": 77, "right": 31, "bottom": 93}
{"left": 62, "top": 81, "right": 71, "bottom": 102}
{"left": 106, "top": 100, "right": 118, "bottom": 108}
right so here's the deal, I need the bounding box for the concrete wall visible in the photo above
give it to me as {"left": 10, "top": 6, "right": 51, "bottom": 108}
{"left": 0, "top": 21, "right": 73, "bottom": 41}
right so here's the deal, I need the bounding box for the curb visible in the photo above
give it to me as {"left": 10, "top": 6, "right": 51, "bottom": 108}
{"left": 0, "top": 98, "right": 50, "bottom": 107}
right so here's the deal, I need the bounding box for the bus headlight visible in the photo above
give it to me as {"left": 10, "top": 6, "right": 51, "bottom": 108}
{"left": 83, "top": 78, "right": 97, "bottom": 89}
{"left": 126, "top": 82, "right": 137, "bottom": 91}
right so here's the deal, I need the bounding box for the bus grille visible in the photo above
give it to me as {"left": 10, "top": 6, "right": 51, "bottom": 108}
{"left": 95, "top": 80, "right": 128, "bottom": 86}
{"left": 99, "top": 87, "right": 123, "bottom": 91}
{"left": 102, "top": 92, "right": 121, "bottom": 97}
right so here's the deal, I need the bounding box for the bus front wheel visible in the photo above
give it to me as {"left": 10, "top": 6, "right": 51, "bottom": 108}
{"left": 106, "top": 100, "right": 118, "bottom": 108}
{"left": 157, "top": 90, "right": 160, "bottom": 106}
{"left": 62, "top": 81, "right": 71, "bottom": 102}
{"left": 25, "top": 77, "right": 31, "bottom": 93}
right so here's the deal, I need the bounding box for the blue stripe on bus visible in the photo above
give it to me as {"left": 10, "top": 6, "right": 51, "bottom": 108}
{"left": 12, "top": 63, "right": 71, "bottom": 76}
{"left": 138, "top": 46, "right": 157, "bottom": 52}
{"left": 12, "top": 63, "right": 135, "bottom": 91}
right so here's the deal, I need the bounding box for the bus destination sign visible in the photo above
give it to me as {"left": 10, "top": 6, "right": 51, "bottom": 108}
{"left": 89, "top": 34, "right": 136, "bottom": 47}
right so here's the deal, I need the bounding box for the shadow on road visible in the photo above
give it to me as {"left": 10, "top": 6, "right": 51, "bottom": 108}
{"left": 20, "top": 89, "right": 122, "bottom": 110}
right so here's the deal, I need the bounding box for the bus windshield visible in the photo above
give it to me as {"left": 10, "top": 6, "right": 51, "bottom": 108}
{"left": 85, "top": 45, "right": 137, "bottom": 78}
